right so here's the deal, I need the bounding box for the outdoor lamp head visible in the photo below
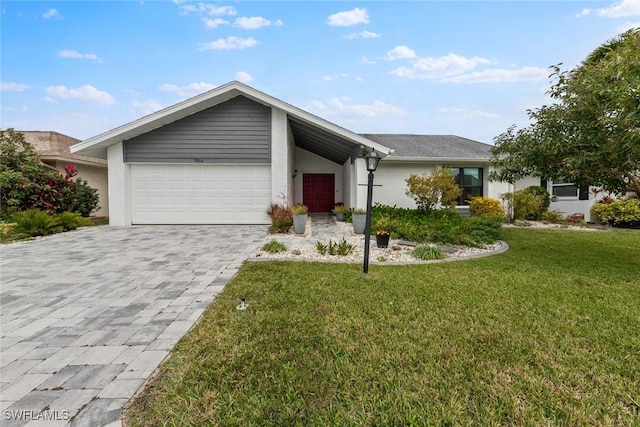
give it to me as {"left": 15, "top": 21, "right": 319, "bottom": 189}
{"left": 365, "top": 150, "right": 381, "bottom": 172}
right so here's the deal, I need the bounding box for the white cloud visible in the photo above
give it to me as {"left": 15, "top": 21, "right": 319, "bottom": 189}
{"left": 43, "top": 8, "right": 62, "bottom": 19}
{"left": 361, "top": 56, "right": 376, "bottom": 65}
{"left": 234, "top": 71, "right": 253, "bottom": 83}
{"left": 327, "top": 8, "right": 369, "bottom": 27}
{"left": 131, "top": 98, "right": 164, "bottom": 116}
{"left": 0, "top": 105, "right": 28, "bottom": 113}
{"left": 390, "top": 53, "right": 491, "bottom": 79}
{"left": 233, "top": 16, "right": 283, "bottom": 29}
{"left": 440, "top": 66, "right": 549, "bottom": 83}
{"left": 158, "top": 82, "right": 216, "bottom": 97}
{"left": 58, "top": 49, "right": 102, "bottom": 61}
{"left": 317, "top": 73, "right": 349, "bottom": 82}
{"left": 579, "top": 0, "right": 640, "bottom": 18}
{"left": 1, "top": 82, "right": 29, "bottom": 92}
{"left": 204, "top": 18, "right": 229, "bottom": 29}
{"left": 44, "top": 85, "right": 115, "bottom": 105}
{"left": 309, "top": 98, "right": 405, "bottom": 120}
{"left": 198, "top": 36, "right": 259, "bottom": 51}
{"left": 179, "top": 3, "right": 236, "bottom": 16}
{"left": 436, "top": 107, "right": 500, "bottom": 119}
{"left": 346, "top": 30, "right": 381, "bottom": 40}
{"left": 384, "top": 46, "right": 417, "bottom": 61}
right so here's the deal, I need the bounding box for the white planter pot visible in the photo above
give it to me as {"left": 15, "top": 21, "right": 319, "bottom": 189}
{"left": 293, "top": 214, "right": 307, "bottom": 234}
{"left": 352, "top": 213, "right": 366, "bottom": 234}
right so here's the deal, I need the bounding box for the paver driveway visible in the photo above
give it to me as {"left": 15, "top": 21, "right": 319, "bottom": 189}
{"left": 0, "top": 225, "right": 266, "bottom": 426}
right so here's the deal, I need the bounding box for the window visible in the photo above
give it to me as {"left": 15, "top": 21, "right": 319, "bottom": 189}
{"left": 551, "top": 179, "right": 589, "bottom": 200}
{"left": 452, "top": 167, "right": 483, "bottom": 205}
{"left": 552, "top": 179, "right": 578, "bottom": 198}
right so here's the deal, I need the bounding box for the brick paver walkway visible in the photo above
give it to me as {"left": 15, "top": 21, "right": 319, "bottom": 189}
{"left": 0, "top": 225, "right": 265, "bottom": 426}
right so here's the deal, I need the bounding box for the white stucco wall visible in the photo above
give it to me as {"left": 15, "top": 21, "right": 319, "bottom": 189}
{"left": 373, "top": 161, "right": 436, "bottom": 208}
{"left": 342, "top": 160, "right": 353, "bottom": 208}
{"left": 271, "top": 109, "right": 290, "bottom": 205}
{"left": 107, "top": 142, "right": 131, "bottom": 226}
{"left": 286, "top": 117, "right": 296, "bottom": 205}
{"left": 293, "top": 147, "right": 343, "bottom": 206}
{"left": 354, "top": 158, "right": 369, "bottom": 209}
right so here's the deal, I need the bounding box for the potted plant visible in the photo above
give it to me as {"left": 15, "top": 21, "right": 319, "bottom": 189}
{"left": 333, "top": 204, "right": 349, "bottom": 221}
{"left": 290, "top": 203, "right": 308, "bottom": 234}
{"left": 551, "top": 194, "right": 559, "bottom": 202}
{"left": 351, "top": 208, "right": 367, "bottom": 234}
{"left": 374, "top": 215, "right": 393, "bottom": 248}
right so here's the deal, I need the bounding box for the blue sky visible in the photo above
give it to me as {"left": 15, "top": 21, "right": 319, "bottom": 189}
{"left": 2, "top": 1, "right": 639, "bottom": 144}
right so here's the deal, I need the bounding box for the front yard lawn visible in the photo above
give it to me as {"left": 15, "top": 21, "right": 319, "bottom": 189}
{"left": 127, "top": 228, "right": 640, "bottom": 426}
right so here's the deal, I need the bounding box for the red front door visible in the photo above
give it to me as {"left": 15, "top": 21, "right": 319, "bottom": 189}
{"left": 303, "top": 174, "right": 335, "bottom": 212}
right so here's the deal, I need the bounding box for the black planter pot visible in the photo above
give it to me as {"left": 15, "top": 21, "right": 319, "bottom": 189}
{"left": 376, "top": 234, "right": 390, "bottom": 248}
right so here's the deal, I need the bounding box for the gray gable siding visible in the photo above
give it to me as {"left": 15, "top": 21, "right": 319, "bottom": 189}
{"left": 124, "top": 95, "right": 271, "bottom": 163}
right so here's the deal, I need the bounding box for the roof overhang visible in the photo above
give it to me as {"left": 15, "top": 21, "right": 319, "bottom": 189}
{"left": 71, "top": 81, "right": 393, "bottom": 162}
{"left": 382, "top": 156, "right": 491, "bottom": 163}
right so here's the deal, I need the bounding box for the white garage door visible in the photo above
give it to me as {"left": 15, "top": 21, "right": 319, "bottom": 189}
{"left": 131, "top": 164, "right": 271, "bottom": 224}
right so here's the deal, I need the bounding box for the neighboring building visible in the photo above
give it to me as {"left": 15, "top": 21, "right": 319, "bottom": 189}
{"left": 22, "top": 131, "right": 109, "bottom": 217}
{"left": 70, "top": 81, "right": 594, "bottom": 225}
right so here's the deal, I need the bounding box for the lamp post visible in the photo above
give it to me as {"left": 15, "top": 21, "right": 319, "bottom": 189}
{"left": 363, "top": 150, "right": 381, "bottom": 273}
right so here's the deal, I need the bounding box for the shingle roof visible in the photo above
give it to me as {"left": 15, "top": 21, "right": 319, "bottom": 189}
{"left": 360, "top": 134, "right": 492, "bottom": 160}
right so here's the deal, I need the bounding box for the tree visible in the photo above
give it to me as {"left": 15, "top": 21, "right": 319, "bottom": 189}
{"left": 490, "top": 28, "right": 640, "bottom": 196}
{"left": 405, "top": 167, "right": 461, "bottom": 211}
{"left": 0, "top": 128, "right": 100, "bottom": 217}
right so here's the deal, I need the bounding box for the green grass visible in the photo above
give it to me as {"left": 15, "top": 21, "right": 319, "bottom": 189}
{"left": 127, "top": 228, "right": 640, "bottom": 426}
{"left": 261, "top": 240, "right": 288, "bottom": 254}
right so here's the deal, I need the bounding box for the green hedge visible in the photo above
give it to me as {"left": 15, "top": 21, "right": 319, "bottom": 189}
{"left": 591, "top": 199, "right": 640, "bottom": 226}
{"left": 371, "top": 204, "right": 503, "bottom": 247}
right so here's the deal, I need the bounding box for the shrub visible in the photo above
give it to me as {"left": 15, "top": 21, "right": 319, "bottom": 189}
{"left": 501, "top": 187, "right": 547, "bottom": 221}
{"left": 469, "top": 197, "right": 505, "bottom": 218}
{"left": 1, "top": 130, "right": 100, "bottom": 217}
{"left": 262, "top": 240, "right": 288, "bottom": 254}
{"left": 591, "top": 198, "right": 640, "bottom": 226}
{"left": 267, "top": 203, "right": 293, "bottom": 234}
{"left": 370, "top": 204, "right": 503, "bottom": 247}
{"left": 67, "top": 178, "right": 100, "bottom": 217}
{"left": 467, "top": 216, "right": 504, "bottom": 246}
{"left": 412, "top": 245, "right": 448, "bottom": 260}
{"left": 290, "top": 204, "right": 309, "bottom": 215}
{"left": 541, "top": 210, "right": 564, "bottom": 224}
{"left": 11, "top": 209, "right": 61, "bottom": 237}
{"left": 527, "top": 185, "right": 551, "bottom": 213}
{"left": 333, "top": 205, "right": 349, "bottom": 214}
{"left": 405, "top": 167, "right": 461, "bottom": 212}
{"left": 56, "top": 212, "right": 89, "bottom": 231}
{"left": 374, "top": 215, "right": 394, "bottom": 236}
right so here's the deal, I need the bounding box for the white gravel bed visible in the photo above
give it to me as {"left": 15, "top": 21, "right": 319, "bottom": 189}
{"left": 250, "top": 220, "right": 506, "bottom": 264}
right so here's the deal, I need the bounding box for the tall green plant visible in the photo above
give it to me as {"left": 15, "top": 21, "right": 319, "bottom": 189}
{"left": 0, "top": 129, "right": 100, "bottom": 217}
{"left": 11, "top": 209, "right": 61, "bottom": 237}
{"left": 405, "top": 167, "right": 461, "bottom": 212}
{"left": 501, "top": 187, "right": 548, "bottom": 221}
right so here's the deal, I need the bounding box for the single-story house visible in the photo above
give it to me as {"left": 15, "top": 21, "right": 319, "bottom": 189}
{"left": 22, "top": 131, "right": 109, "bottom": 217}
{"left": 71, "top": 81, "right": 596, "bottom": 225}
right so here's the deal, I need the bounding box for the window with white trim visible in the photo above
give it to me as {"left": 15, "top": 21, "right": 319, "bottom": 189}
{"left": 452, "top": 167, "right": 483, "bottom": 205}
{"left": 552, "top": 178, "right": 578, "bottom": 198}
{"left": 551, "top": 179, "right": 590, "bottom": 200}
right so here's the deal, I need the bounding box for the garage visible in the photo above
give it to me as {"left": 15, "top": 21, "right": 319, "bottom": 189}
{"left": 131, "top": 164, "right": 271, "bottom": 224}
{"left": 70, "top": 81, "right": 393, "bottom": 226}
